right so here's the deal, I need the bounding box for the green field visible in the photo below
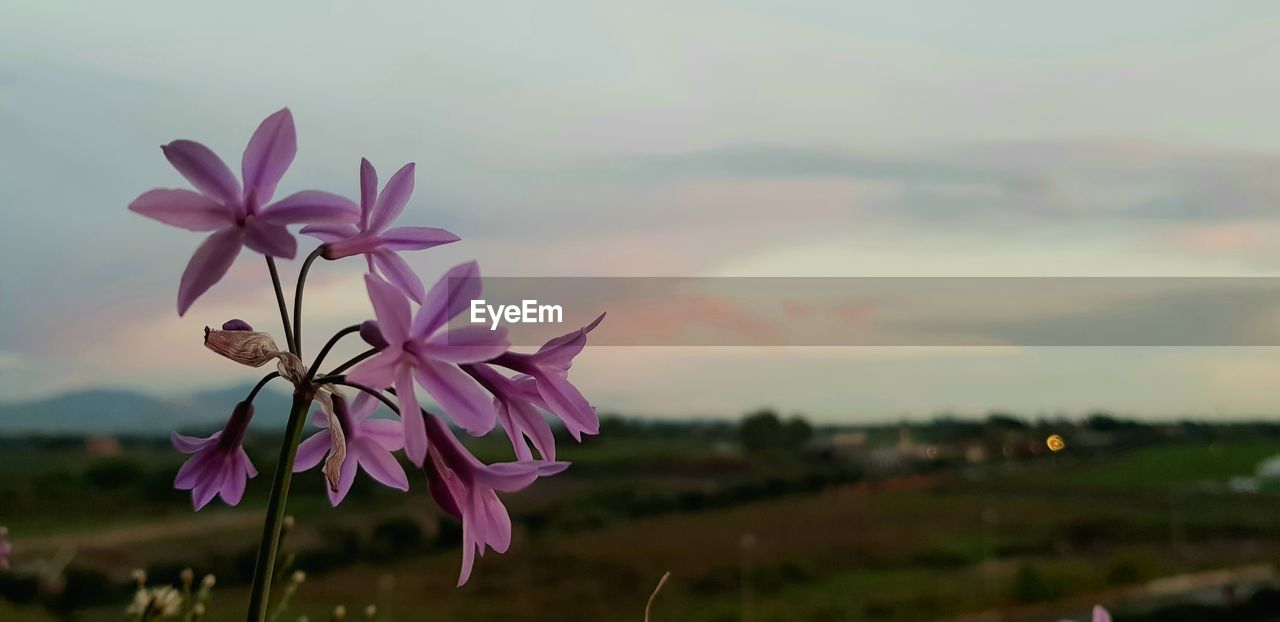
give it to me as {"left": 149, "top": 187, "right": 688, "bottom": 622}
{"left": 6, "top": 429, "right": 1280, "bottom": 621}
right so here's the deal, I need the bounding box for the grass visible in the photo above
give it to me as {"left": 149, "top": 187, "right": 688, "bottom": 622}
{"left": 1059, "top": 441, "right": 1280, "bottom": 488}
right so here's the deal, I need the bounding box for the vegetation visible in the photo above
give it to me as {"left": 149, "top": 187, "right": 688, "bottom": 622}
{"left": 5, "top": 412, "right": 1280, "bottom": 620}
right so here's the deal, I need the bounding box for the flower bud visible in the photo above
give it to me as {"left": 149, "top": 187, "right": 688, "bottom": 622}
{"left": 333, "top": 605, "right": 347, "bottom": 620}
{"left": 291, "top": 570, "right": 306, "bottom": 584}
{"left": 282, "top": 515, "right": 296, "bottom": 531}
{"left": 364, "top": 605, "right": 377, "bottom": 619}
{"left": 222, "top": 319, "right": 253, "bottom": 331}
{"left": 360, "top": 320, "right": 388, "bottom": 350}
{"left": 204, "top": 327, "right": 283, "bottom": 367}
{"left": 201, "top": 574, "right": 216, "bottom": 589}
{"left": 180, "top": 568, "right": 194, "bottom": 586}
{"left": 131, "top": 569, "right": 147, "bottom": 586}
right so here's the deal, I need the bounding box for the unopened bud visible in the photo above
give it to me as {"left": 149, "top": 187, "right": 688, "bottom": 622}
{"left": 333, "top": 605, "right": 347, "bottom": 620}
{"left": 204, "top": 327, "right": 283, "bottom": 367}
{"left": 180, "top": 568, "right": 194, "bottom": 585}
{"left": 222, "top": 319, "right": 253, "bottom": 331}
{"left": 360, "top": 320, "right": 387, "bottom": 350}
{"left": 291, "top": 570, "right": 306, "bottom": 584}
{"left": 364, "top": 605, "right": 377, "bottom": 619}
{"left": 201, "top": 574, "right": 216, "bottom": 589}
{"left": 282, "top": 516, "right": 296, "bottom": 531}
{"left": 193, "top": 603, "right": 206, "bottom": 616}
{"left": 131, "top": 569, "right": 147, "bottom": 585}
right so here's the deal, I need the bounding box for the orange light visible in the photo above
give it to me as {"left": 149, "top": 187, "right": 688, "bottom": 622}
{"left": 1046, "top": 435, "right": 1065, "bottom": 452}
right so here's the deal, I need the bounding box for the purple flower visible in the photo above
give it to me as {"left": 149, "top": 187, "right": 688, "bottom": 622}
{"left": 172, "top": 401, "right": 258, "bottom": 509}
{"left": 0, "top": 527, "right": 10, "bottom": 571}
{"left": 463, "top": 364, "right": 556, "bottom": 461}
{"left": 421, "top": 412, "right": 566, "bottom": 585}
{"left": 348, "top": 264, "right": 509, "bottom": 465}
{"left": 302, "top": 159, "right": 459, "bottom": 302}
{"left": 293, "top": 393, "right": 408, "bottom": 506}
{"left": 129, "top": 108, "right": 360, "bottom": 315}
{"left": 489, "top": 314, "right": 604, "bottom": 441}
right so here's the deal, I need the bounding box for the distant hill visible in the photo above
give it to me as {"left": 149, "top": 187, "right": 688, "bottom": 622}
{"left": 0, "top": 385, "right": 295, "bottom": 436}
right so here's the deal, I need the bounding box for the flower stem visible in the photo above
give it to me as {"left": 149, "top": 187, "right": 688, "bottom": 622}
{"left": 245, "top": 389, "right": 312, "bottom": 622}
{"left": 292, "top": 247, "right": 324, "bottom": 358}
{"left": 265, "top": 257, "right": 296, "bottom": 354}
{"left": 306, "top": 325, "right": 360, "bottom": 383}
{"left": 315, "top": 347, "right": 378, "bottom": 381}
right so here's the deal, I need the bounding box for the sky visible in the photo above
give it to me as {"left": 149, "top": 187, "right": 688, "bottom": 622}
{"left": 5, "top": 1, "right": 1280, "bottom": 420}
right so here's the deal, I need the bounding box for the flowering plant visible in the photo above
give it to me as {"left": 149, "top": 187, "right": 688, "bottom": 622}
{"left": 129, "top": 109, "right": 602, "bottom": 619}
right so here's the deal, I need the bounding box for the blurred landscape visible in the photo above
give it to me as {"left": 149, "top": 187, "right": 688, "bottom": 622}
{"left": 6, "top": 390, "right": 1280, "bottom": 621}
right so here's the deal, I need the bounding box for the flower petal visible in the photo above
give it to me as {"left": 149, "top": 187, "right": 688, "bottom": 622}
{"left": 243, "top": 221, "right": 297, "bottom": 258}
{"left": 361, "top": 419, "right": 405, "bottom": 451}
{"left": 369, "top": 162, "right": 415, "bottom": 231}
{"left": 327, "top": 448, "right": 360, "bottom": 506}
{"left": 397, "top": 367, "right": 427, "bottom": 466}
{"left": 413, "top": 261, "right": 482, "bottom": 338}
{"left": 372, "top": 249, "right": 426, "bottom": 304}
{"left": 171, "top": 431, "right": 217, "bottom": 454}
{"left": 422, "top": 326, "right": 509, "bottom": 364}
{"left": 365, "top": 274, "right": 412, "bottom": 344}
{"left": 162, "top": 140, "right": 242, "bottom": 206}
{"left": 130, "top": 189, "right": 235, "bottom": 231}
{"left": 359, "top": 158, "right": 377, "bottom": 224}
{"left": 354, "top": 438, "right": 409, "bottom": 491}
{"left": 241, "top": 448, "right": 258, "bottom": 478}
{"left": 379, "top": 226, "right": 460, "bottom": 251}
{"left": 174, "top": 449, "right": 215, "bottom": 489}
{"left": 241, "top": 108, "right": 296, "bottom": 204}
{"left": 346, "top": 350, "right": 400, "bottom": 388}
{"left": 178, "top": 228, "right": 243, "bottom": 316}
{"left": 534, "top": 313, "right": 605, "bottom": 370}
{"left": 1093, "top": 606, "right": 1112, "bottom": 622}
{"left": 477, "top": 489, "right": 513, "bottom": 552}
{"left": 220, "top": 454, "right": 248, "bottom": 506}
{"left": 192, "top": 455, "right": 230, "bottom": 510}
{"left": 300, "top": 224, "right": 358, "bottom": 243}
{"left": 414, "top": 359, "right": 496, "bottom": 435}
{"left": 533, "top": 373, "right": 598, "bottom": 439}
{"left": 293, "top": 432, "right": 331, "bottom": 472}
{"left": 475, "top": 460, "right": 568, "bottom": 492}
{"left": 260, "top": 191, "right": 359, "bottom": 225}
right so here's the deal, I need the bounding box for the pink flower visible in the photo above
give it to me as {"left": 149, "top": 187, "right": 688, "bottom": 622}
{"left": 490, "top": 314, "right": 605, "bottom": 441}
{"left": 421, "top": 412, "right": 566, "bottom": 585}
{"left": 129, "top": 108, "right": 360, "bottom": 315}
{"left": 348, "top": 265, "right": 509, "bottom": 465}
{"left": 303, "top": 159, "right": 459, "bottom": 302}
{"left": 293, "top": 393, "right": 409, "bottom": 505}
{"left": 172, "top": 402, "right": 258, "bottom": 509}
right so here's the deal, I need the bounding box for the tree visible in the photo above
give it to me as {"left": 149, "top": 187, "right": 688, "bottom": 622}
{"left": 739, "top": 409, "right": 812, "bottom": 452}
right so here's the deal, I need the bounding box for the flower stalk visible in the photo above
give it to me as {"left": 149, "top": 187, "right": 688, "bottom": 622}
{"left": 245, "top": 389, "right": 313, "bottom": 622}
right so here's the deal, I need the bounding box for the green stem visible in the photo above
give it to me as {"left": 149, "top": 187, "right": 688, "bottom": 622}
{"left": 245, "top": 389, "right": 312, "bottom": 622}
{"left": 292, "top": 247, "right": 324, "bottom": 358}
{"left": 265, "top": 257, "right": 296, "bottom": 354}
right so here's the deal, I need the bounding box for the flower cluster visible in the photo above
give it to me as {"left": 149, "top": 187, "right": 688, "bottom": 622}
{"left": 130, "top": 109, "right": 603, "bottom": 585}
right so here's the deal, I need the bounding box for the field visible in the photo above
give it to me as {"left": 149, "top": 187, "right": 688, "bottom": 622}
{"left": 5, "top": 422, "right": 1280, "bottom": 621}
